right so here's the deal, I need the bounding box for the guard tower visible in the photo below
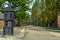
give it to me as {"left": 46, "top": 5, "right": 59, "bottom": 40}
{"left": 3, "top": 3, "right": 14, "bottom": 35}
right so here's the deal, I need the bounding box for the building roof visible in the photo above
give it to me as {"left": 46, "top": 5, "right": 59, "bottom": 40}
{"left": 3, "top": 7, "right": 14, "bottom": 12}
{"left": 0, "top": 12, "right": 4, "bottom": 20}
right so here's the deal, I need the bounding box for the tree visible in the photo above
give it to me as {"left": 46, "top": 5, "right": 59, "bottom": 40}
{"left": 39, "top": 0, "right": 59, "bottom": 27}
{"left": 55, "top": 0, "right": 60, "bottom": 15}
{"left": 0, "top": 0, "right": 32, "bottom": 26}
{"left": 32, "top": 0, "right": 40, "bottom": 26}
{"left": 32, "top": 0, "right": 60, "bottom": 27}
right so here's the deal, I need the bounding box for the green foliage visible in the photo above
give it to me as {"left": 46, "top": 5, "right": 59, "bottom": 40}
{"left": 32, "top": 0, "right": 40, "bottom": 26}
{"left": 32, "top": 0, "right": 60, "bottom": 27}
{"left": 0, "top": 0, "right": 32, "bottom": 26}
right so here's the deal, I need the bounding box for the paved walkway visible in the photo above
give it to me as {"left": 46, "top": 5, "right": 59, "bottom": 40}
{"left": 26, "top": 25, "right": 60, "bottom": 37}
{"left": 16, "top": 25, "right": 60, "bottom": 40}
{"left": 0, "top": 25, "right": 60, "bottom": 40}
{"left": 22, "top": 30, "right": 60, "bottom": 40}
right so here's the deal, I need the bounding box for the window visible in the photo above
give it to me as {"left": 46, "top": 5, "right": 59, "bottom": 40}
{"left": 10, "top": 13, "right": 12, "bottom": 18}
{"left": 5, "top": 13, "right": 7, "bottom": 18}
{"left": 6, "top": 21, "right": 7, "bottom": 26}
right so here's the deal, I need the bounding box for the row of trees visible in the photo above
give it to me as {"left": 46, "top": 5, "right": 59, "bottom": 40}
{"left": 0, "top": 0, "right": 32, "bottom": 26}
{"left": 32, "top": 0, "right": 60, "bottom": 27}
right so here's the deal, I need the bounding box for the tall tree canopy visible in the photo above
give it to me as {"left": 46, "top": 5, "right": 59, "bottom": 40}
{"left": 32, "top": 0, "right": 40, "bottom": 26}
{"left": 32, "top": 0, "right": 60, "bottom": 27}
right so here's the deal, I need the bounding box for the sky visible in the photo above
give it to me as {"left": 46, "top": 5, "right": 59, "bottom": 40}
{"left": 29, "top": 0, "right": 35, "bottom": 8}
{"left": 4, "top": 1, "right": 10, "bottom": 8}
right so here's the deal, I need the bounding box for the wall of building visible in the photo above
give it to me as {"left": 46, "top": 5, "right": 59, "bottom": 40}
{"left": 0, "top": 20, "right": 4, "bottom": 27}
{"left": 58, "top": 16, "right": 60, "bottom": 28}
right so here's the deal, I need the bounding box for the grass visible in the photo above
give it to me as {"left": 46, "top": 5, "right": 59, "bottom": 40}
{"left": 40, "top": 26, "right": 60, "bottom": 30}
{"left": 46, "top": 27, "right": 60, "bottom": 30}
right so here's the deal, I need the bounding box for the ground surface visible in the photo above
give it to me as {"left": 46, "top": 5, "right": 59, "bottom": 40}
{"left": 0, "top": 25, "right": 60, "bottom": 40}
